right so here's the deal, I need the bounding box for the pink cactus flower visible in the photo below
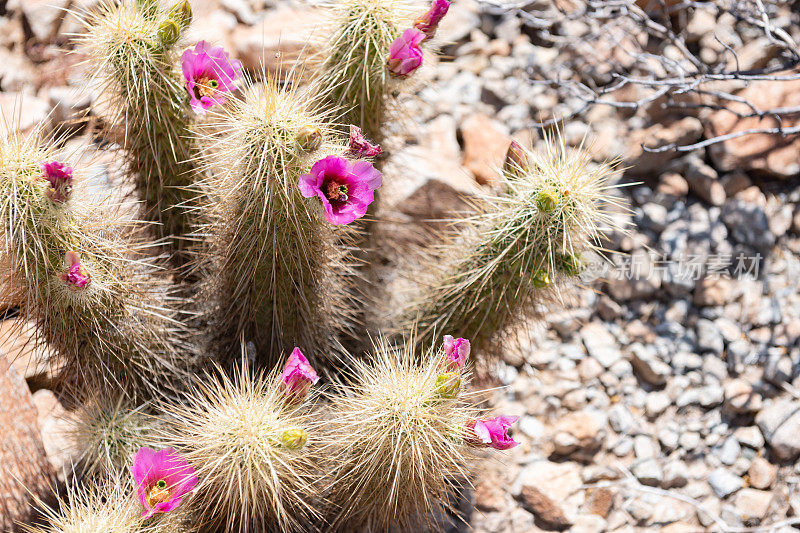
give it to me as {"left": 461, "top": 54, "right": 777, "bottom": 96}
{"left": 280, "top": 347, "right": 319, "bottom": 402}
{"left": 441, "top": 335, "right": 470, "bottom": 371}
{"left": 347, "top": 126, "right": 382, "bottom": 158}
{"left": 41, "top": 161, "right": 74, "bottom": 203}
{"left": 181, "top": 40, "right": 242, "bottom": 114}
{"left": 298, "top": 155, "right": 382, "bottom": 225}
{"left": 387, "top": 29, "right": 425, "bottom": 78}
{"left": 414, "top": 0, "right": 451, "bottom": 40}
{"left": 467, "top": 416, "right": 520, "bottom": 450}
{"left": 132, "top": 447, "right": 198, "bottom": 519}
{"left": 60, "top": 251, "right": 90, "bottom": 290}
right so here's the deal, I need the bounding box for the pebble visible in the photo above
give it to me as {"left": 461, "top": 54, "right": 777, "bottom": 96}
{"left": 708, "top": 468, "right": 744, "bottom": 498}
{"left": 756, "top": 398, "right": 800, "bottom": 461}
{"left": 747, "top": 457, "right": 776, "bottom": 490}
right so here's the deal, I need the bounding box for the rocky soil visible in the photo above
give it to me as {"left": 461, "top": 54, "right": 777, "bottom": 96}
{"left": 1, "top": 0, "right": 800, "bottom": 532}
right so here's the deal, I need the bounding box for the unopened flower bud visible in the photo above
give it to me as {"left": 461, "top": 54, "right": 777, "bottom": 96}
{"left": 503, "top": 140, "right": 528, "bottom": 175}
{"left": 536, "top": 189, "right": 558, "bottom": 212}
{"left": 280, "top": 347, "right": 319, "bottom": 403}
{"left": 435, "top": 372, "right": 461, "bottom": 399}
{"left": 387, "top": 29, "right": 425, "bottom": 78}
{"left": 413, "top": 0, "right": 450, "bottom": 41}
{"left": 532, "top": 269, "right": 550, "bottom": 288}
{"left": 157, "top": 18, "right": 181, "bottom": 46}
{"left": 440, "top": 335, "right": 469, "bottom": 371}
{"left": 170, "top": 0, "right": 192, "bottom": 27}
{"left": 297, "top": 125, "right": 323, "bottom": 153}
{"left": 280, "top": 428, "right": 308, "bottom": 450}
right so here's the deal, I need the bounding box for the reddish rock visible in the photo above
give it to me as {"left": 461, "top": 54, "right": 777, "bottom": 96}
{"left": 706, "top": 79, "right": 800, "bottom": 179}
{"left": 519, "top": 485, "right": 572, "bottom": 529}
{"left": 626, "top": 117, "right": 703, "bottom": 176}
{"left": 0, "top": 356, "right": 56, "bottom": 531}
{"left": 584, "top": 487, "right": 614, "bottom": 518}
{"left": 461, "top": 113, "right": 512, "bottom": 185}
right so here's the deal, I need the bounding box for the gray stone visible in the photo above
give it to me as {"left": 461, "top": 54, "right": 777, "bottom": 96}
{"left": 696, "top": 319, "right": 724, "bottom": 355}
{"left": 580, "top": 323, "right": 622, "bottom": 368}
{"left": 517, "top": 415, "right": 544, "bottom": 440}
{"left": 629, "top": 343, "right": 671, "bottom": 386}
{"left": 631, "top": 459, "right": 663, "bottom": 486}
{"left": 715, "top": 436, "right": 741, "bottom": 466}
{"left": 645, "top": 391, "right": 671, "bottom": 418}
{"left": 734, "top": 426, "right": 765, "bottom": 449}
{"left": 679, "top": 431, "right": 701, "bottom": 451}
{"left": 721, "top": 199, "right": 775, "bottom": 253}
{"left": 658, "top": 427, "right": 680, "bottom": 451}
{"left": 608, "top": 404, "right": 636, "bottom": 434}
{"left": 708, "top": 468, "right": 744, "bottom": 498}
{"left": 756, "top": 398, "right": 800, "bottom": 461}
{"left": 634, "top": 435, "right": 658, "bottom": 460}
{"left": 662, "top": 461, "right": 689, "bottom": 489}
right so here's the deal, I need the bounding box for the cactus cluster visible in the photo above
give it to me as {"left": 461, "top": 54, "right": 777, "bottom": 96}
{"left": 0, "top": 0, "right": 630, "bottom": 531}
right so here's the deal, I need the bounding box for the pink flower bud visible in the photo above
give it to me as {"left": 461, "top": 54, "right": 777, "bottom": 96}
{"left": 413, "top": 0, "right": 450, "bottom": 41}
{"left": 466, "top": 416, "right": 519, "bottom": 450}
{"left": 347, "top": 126, "right": 382, "bottom": 158}
{"left": 387, "top": 29, "right": 425, "bottom": 78}
{"left": 503, "top": 140, "right": 529, "bottom": 175}
{"left": 441, "top": 335, "right": 469, "bottom": 371}
{"left": 41, "top": 161, "right": 74, "bottom": 203}
{"left": 280, "top": 347, "right": 319, "bottom": 402}
{"left": 61, "top": 251, "right": 90, "bottom": 290}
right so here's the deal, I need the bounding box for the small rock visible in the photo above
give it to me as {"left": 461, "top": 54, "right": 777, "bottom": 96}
{"left": 708, "top": 468, "right": 744, "bottom": 498}
{"left": 517, "top": 415, "right": 544, "bottom": 440}
{"left": 626, "top": 117, "right": 703, "bottom": 176}
{"left": 706, "top": 79, "right": 800, "bottom": 179}
{"left": 584, "top": 487, "right": 614, "bottom": 518}
{"left": 474, "top": 475, "right": 507, "bottom": 512}
{"left": 679, "top": 431, "right": 701, "bottom": 451}
{"left": 645, "top": 391, "right": 671, "bottom": 418}
{"left": 577, "top": 357, "right": 604, "bottom": 382}
{"left": 724, "top": 378, "right": 762, "bottom": 413}
{"left": 608, "top": 404, "right": 635, "bottom": 434}
{"left": 19, "top": 0, "right": 70, "bottom": 41}
{"left": 580, "top": 323, "right": 622, "bottom": 368}
{"left": 662, "top": 461, "right": 689, "bottom": 489}
{"left": 685, "top": 159, "right": 725, "bottom": 206}
{"left": 633, "top": 435, "right": 658, "bottom": 460}
{"left": 632, "top": 459, "right": 663, "bottom": 486}
{"left": 460, "top": 113, "right": 511, "bottom": 185}
{"left": 629, "top": 343, "right": 670, "bottom": 386}
{"left": 0, "top": 93, "right": 51, "bottom": 137}
{"left": 551, "top": 412, "right": 604, "bottom": 459}
{"left": 734, "top": 426, "right": 765, "bottom": 449}
{"left": 715, "top": 436, "right": 741, "bottom": 466}
{"left": 732, "top": 488, "right": 773, "bottom": 522}
{"left": 657, "top": 172, "right": 689, "bottom": 197}
{"left": 694, "top": 277, "right": 734, "bottom": 307}
{"left": 747, "top": 457, "right": 776, "bottom": 490}
{"left": 756, "top": 398, "right": 800, "bottom": 461}
{"left": 721, "top": 198, "right": 775, "bottom": 253}
{"left": 518, "top": 486, "right": 573, "bottom": 529}
{"left": 696, "top": 319, "right": 724, "bottom": 355}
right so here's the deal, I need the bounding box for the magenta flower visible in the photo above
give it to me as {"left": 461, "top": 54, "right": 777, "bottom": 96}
{"left": 467, "top": 416, "right": 520, "bottom": 450}
{"left": 41, "top": 161, "right": 74, "bottom": 203}
{"left": 347, "top": 126, "right": 382, "bottom": 158}
{"left": 280, "top": 347, "right": 319, "bottom": 402}
{"left": 60, "top": 251, "right": 90, "bottom": 290}
{"left": 298, "top": 155, "right": 382, "bottom": 225}
{"left": 441, "top": 335, "right": 470, "bottom": 371}
{"left": 387, "top": 29, "right": 425, "bottom": 77}
{"left": 132, "top": 447, "right": 198, "bottom": 519}
{"left": 413, "top": 0, "right": 451, "bottom": 40}
{"left": 181, "top": 40, "right": 242, "bottom": 115}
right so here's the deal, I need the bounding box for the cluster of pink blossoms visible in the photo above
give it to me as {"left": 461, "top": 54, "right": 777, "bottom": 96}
{"left": 61, "top": 251, "right": 90, "bottom": 290}
{"left": 386, "top": 0, "right": 450, "bottom": 77}
{"left": 438, "top": 334, "right": 519, "bottom": 450}
{"left": 41, "top": 161, "right": 74, "bottom": 203}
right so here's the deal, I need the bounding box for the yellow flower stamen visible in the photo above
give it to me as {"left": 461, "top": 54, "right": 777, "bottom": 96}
{"left": 146, "top": 479, "right": 171, "bottom": 508}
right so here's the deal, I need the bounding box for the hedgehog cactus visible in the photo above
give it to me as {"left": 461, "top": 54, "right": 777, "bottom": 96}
{"left": 322, "top": 336, "right": 515, "bottom": 531}
{"left": 161, "top": 356, "right": 321, "bottom": 532}
{"left": 79, "top": 0, "right": 205, "bottom": 269}
{"left": 0, "top": 130, "right": 193, "bottom": 401}
{"left": 316, "top": 0, "right": 444, "bottom": 145}
{"left": 195, "top": 78, "right": 374, "bottom": 368}
{"left": 398, "top": 136, "right": 627, "bottom": 358}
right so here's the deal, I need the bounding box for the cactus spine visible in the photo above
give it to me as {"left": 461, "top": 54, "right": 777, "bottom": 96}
{"left": 196, "top": 79, "right": 357, "bottom": 368}
{"left": 399, "top": 137, "right": 626, "bottom": 357}
{"left": 80, "top": 0, "right": 199, "bottom": 268}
